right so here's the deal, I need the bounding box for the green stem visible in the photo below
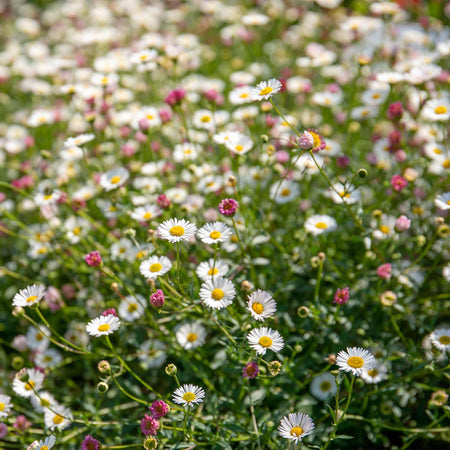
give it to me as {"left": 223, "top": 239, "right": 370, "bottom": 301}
{"left": 314, "top": 260, "right": 323, "bottom": 305}
{"left": 247, "top": 379, "right": 262, "bottom": 450}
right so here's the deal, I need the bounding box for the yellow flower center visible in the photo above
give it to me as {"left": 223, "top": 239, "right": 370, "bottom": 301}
{"left": 101, "top": 76, "right": 109, "bottom": 85}
{"left": 143, "top": 212, "right": 152, "bottom": 220}
{"left": 259, "top": 86, "right": 273, "bottom": 96}
{"left": 136, "top": 251, "right": 145, "bottom": 259}
{"left": 41, "top": 447, "right": 49, "bottom": 450}
{"left": 439, "top": 335, "right": 450, "bottom": 345}
{"left": 98, "top": 324, "right": 110, "bottom": 332}
{"left": 73, "top": 227, "right": 81, "bottom": 235}
{"left": 25, "top": 381, "right": 35, "bottom": 391}
{"left": 235, "top": 145, "right": 244, "bottom": 152}
{"left": 111, "top": 176, "right": 121, "bottom": 184}
{"left": 140, "top": 54, "right": 148, "bottom": 60}
{"left": 433, "top": 148, "right": 442, "bottom": 154}
{"left": 252, "top": 303, "right": 264, "bottom": 314}
{"left": 38, "top": 247, "right": 48, "bottom": 254}
{"left": 40, "top": 399, "right": 50, "bottom": 407}
{"left": 128, "top": 303, "right": 138, "bottom": 313}
{"left": 27, "top": 295, "right": 38, "bottom": 303}
{"left": 36, "top": 333, "right": 44, "bottom": 341}
{"left": 0, "top": 403, "right": 4, "bottom": 411}
{"left": 53, "top": 414, "right": 64, "bottom": 425}
{"left": 201, "top": 115, "right": 211, "bottom": 123}
{"left": 309, "top": 131, "right": 321, "bottom": 148}
{"left": 281, "top": 188, "right": 291, "bottom": 196}
{"left": 315, "top": 222, "right": 328, "bottom": 229}
{"left": 379, "top": 225, "right": 390, "bottom": 234}
{"left": 231, "top": 235, "right": 239, "bottom": 243}
{"left": 208, "top": 268, "right": 219, "bottom": 275}
{"left": 434, "top": 105, "right": 447, "bottom": 114}
{"left": 447, "top": 200, "right": 450, "bottom": 205}
{"left": 443, "top": 159, "right": 450, "bottom": 169}
{"left": 44, "top": 194, "right": 53, "bottom": 200}
{"left": 240, "top": 93, "right": 249, "bottom": 98}
{"left": 372, "top": 93, "right": 381, "bottom": 99}
{"left": 290, "top": 426, "right": 303, "bottom": 437}
{"left": 320, "top": 381, "right": 331, "bottom": 391}
{"left": 258, "top": 336, "right": 273, "bottom": 348}
{"left": 367, "top": 368, "right": 379, "bottom": 377}
{"left": 347, "top": 356, "right": 364, "bottom": 368}
{"left": 150, "top": 263, "right": 162, "bottom": 272}
{"left": 209, "top": 231, "right": 221, "bottom": 240}
{"left": 211, "top": 288, "right": 224, "bottom": 300}
{"left": 146, "top": 114, "right": 154, "bottom": 120}
{"left": 187, "top": 333, "right": 197, "bottom": 342}
{"left": 182, "top": 392, "right": 196, "bottom": 402}
{"left": 170, "top": 226, "right": 184, "bottom": 236}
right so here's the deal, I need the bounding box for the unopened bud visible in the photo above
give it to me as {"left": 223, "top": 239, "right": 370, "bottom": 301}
{"left": 317, "top": 252, "right": 326, "bottom": 261}
{"left": 297, "top": 306, "right": 309, "bottom": 318}
{"left": 143, "top": 436, "right": 158, "bottom": 449}
{"left": 124, "top": 228, "right": 136, "bottom": 237}
{"left": 241, "top": 281, "right": 252, "bottom": 292}
{"left": 228, "top": 175, "right": 237, "bottom": 187}
{"left": 97, "top": 360, "right": 111, "bottom": 374}
{"left": 372, "top": 209, "right": 382, "bottom": 219}
{"left": 268, "top": 361, "right": 282, "bottom": 376}
{"left": 12, "top": 356, "right": 24, "bottom": 370}
{"left": 437, "top": 224, "right": 449, "bottom": 238}
{"left": 147, "top": 229, "right": 155, "bottom": 236}
{"left": 12, "top": 306, "right": 25, "bottom": 317}
{"left": 16, "top": 368, "right": 29, "bottom": 382}
{"left": 326, "top": 354, "right": 337, "bottom": 365}
{"left": 330, "top": 369, "right": 340, "bottom": 377}
{"left": 310, "top": 256, "right": 320, "bottom": 268}
{"left": 97, "top": 381, "right": 109, "bottom": 393}
{"left": 165, "top": 363, "right": 177, "bottom": 376}
{"left": 111, "top": 282, "right": 119, "bottom": 292}
{"left": 358, "top": 168, "right": 368, "bottom": 178}
{"left": 261, "top": 134, "right": 269, "bottom": 143}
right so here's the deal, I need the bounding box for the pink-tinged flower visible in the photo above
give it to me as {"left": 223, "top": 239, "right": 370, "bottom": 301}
{"left": 377, "top": 263, "right": 392, "bottom": 280}
{"left": 0, "top": 192, "right": 6, "bottom": 203}
{"left": 13, "top": 415, "right": 31, "bottom": 433}
{"left": 149, "top": 400, "right": 170, "bottom": 419}
{"left": 164, "top": 88, "right": 186, "bottom": 106}
{"left": 395, "top": 215, "right": 411, "bottom": 232}
{"left": 218, "top": 198, "right": 239, "bottom": 217}
{"left": 81, "top": 435, "right": 101, "bottom": 450}
{"left": 395, "top": 149, "right": 406, "bottom": 162}
{"left": 150, "top": 290, "right": 165, "bottom": 308}
{"left": 157, "top": 194, "right": 171, "bottom": 209}
{"left": 388, "top": 130, "right": 402, "bottom": 150}
{"left": 297, "top": 131, "right": 314, "bottom": 150}
{"left": 140, "top": 414, "right": 160, "bottom": 436}
{"left": 102, "top": 308, "right": 117, "bottom": 317}
{"left": 337, "top": 156, "right": 350, "bottom": 168}
{"left": 333, "top": 287, "right": 350, "bottom": 305}
{"left": 387, "top": 101, "right": 404, "bottom": 120}
{"left": 159, "top": 108, "right": 172, "bottom": 123}
{"left": 0, "top": 423, "right": 7, "bottom": 438}
{"left": 84, "top": 251, "right": 102, "bottom": 267}
{"left": 242, "top": 361, "right": 259, "bottom": 379}
{"left": 391, "top": 175, "right": 408, "bottom": 192}
{"left": 298, "top": 129, "right": 326, "bottom": 153}
{"left": 45, "top": 286, "right": 64, "bottom": 312}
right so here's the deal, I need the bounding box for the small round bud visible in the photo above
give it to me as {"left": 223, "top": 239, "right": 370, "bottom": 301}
{"left": 437, "top": 217, "right": 445, "bottom": 224}
{"left": 97, "top": 360, "right": 111, "bottom": 374}
{"left": 437, "top": 224, "right": 450, "bottom": 238}
{"left": 310, "top": 256, "right": 320, "bottom": 268}
{"left": 317, "top": 252, "right": 326, "bottom": 261}
{"left": 52, "top": 426, "right": 62, "bottom": 436}
{"left": 297, "top": 306, "right": 309, "bottom": 318}
{"left": 416, "top": 235, "right": 426, "bottom": 247}
{"left": 147, "top": 229, "right": 155, "bottom": 236}
{"left": 326, "top": 354, "right": 337, "bottom": 365}
{"left": 143, "top": 436, "right": 158, "bottom": 449}
{"left": 124, "top": 228, "right": 136, "bottom": 237}
{"left": 228, "top": 175, "right": 237, "bottom": 187}
{"left": 261, "top": 134, "right": 269, "bottom": 143}
{"left": 372, "top": 209, "right": 382, "bottom": 219}
{"left": 358, "top": 168, "right": 368, "bottom": 178}
{"left": 12, "top": 356, "right": 24, "bottom": 370}
{"left": 330, "top": 369, "right": 340, "bottom": 377}
{"left": 97, "top": 382, "right": 109, "bottom": 393}
{"left": 266, "top": 144, "right": 275, "bottom": 156}
{"left": 294, "top": 344, "right": 303, "bottom": 353}
{"left": 111, "top": 282, "right": 119, "bottom": 292}
{"left": 380, "top": 290, "right": 397, "bottom": 307}
{"left": 241, "top": 280, "right": 252, "bottom": 292}
{"left": 165, "top": 363, "right": 177, "bottom": 376}
{"left": 430, "top": 390, "right": 448, "bottom": 407}
{"left": 12, "top": 306, "right": 25, "bottom": 317}
{"left": 268, "top": 361, "right": 282, "bottom": 376}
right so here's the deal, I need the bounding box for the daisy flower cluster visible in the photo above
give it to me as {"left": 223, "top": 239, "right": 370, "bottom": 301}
{"left": 0, "top": 0, "right": 448, "bottom": 448}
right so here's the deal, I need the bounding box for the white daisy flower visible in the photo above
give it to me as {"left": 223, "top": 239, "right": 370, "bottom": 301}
{"left": 30, "top": 391, "right": 57, "bottom": 413}
{"left": 228, "top": 86, "right": 253, "bottom": 105}
{"left": 196, "top": 259, "right": 230, "bottom": 281}
{"left": 199, "top": 276, "right": 236, "bottom": 310}
{"left": 139, "top": 255, "right": 172, "bottom": 279}
{"left": 176, "top": 322, "right": 207, "bottom": 350}
{"left": 137, "top": 340, "right": 167, "bottom": 370}
{"left": 12, "top": 368, "right": 45, "bottom": 398}
{"left": 304, "top": 214, "right": 337, "bottom": 236}
{"left": 35, "top": 348, "right": 62, "bottom": 369}
{"left": 247, "top": 290, "right": 277, "bottom": 321}
{"left": 251, "top": 78, "right": 282, "bottom": 101}
{"left": 421, "top": 99, "right": 450, "bottom": 122}
{"left": 85, "top": 314, "right": 121, "bottom": 338}
{"left": 310, "top": 373, "right": 337, "bottom": 400}
{"left": 12, "top": 284, "right": 46, "bottom": 307}
{"left": 192, "top": 109, "right": 215, "bottom": 131}
{"left": 247, "top": 327, "right": 284, "bottom": 355}
{"left": 278, "top": 412, "right": 315, "bottom": 444}
{"left": 64, "top": 133, "right": 94, "bottom": 147}
{"left": 336, "top": 347, "right": 376, "bottom": 376}
{"left": 197, "top": 222, "right": 232, "bottom": 245}
{"left": 361, "top": 361, "right": 388, "bottom": 384}
{"left": 270, "top": 179, "right": 300, "bottom": 204}
{"left": 172, "top": 384, "right": 205, "bottom": 408}
{"left": 224, "top": 133, "right": 253, "bottom": 155}
{"left": 0, "top": 394, "right": 13, "bottom": 418}
{"left": 26, "top": 325, "right": 50, "bottom": 351}
{"left": 99, "top": 167, "right": 129, "bottom": 191}
{"left": 118, "top": 294, "right": 146, "bottom": 321}
{"left": 28, "top": 435, "right": 56, "bottom": 450}
{"left": 173, "top": 142, "right": 201, "bottom": 162}
{"left": 329, "top": 183, "right": 361, "bottom": 205}
{"left": 157, "top": 218, "right": 197, "bottom": 243}
{"left": 44, "top": 404, "right": 72, "bottom": 430}
{"left": 130, "top": 204, "right": 162, "bottom": 222}
{"left": 430, "top": 327, "right": 450, "bottom": 353}
{"left": 434, "top": 192, "right": 450, "bottom": 210}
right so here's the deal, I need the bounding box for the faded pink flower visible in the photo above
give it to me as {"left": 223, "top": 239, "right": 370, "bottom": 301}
{"left": 377, "top": 263, "right": 392, "bottom": 280}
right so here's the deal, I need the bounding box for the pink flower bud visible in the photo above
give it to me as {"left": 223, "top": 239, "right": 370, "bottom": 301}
{"left": 85, "top": 251, "right": 102, "bottom": 267}
{"left": 395, "top": 215, "right": 411, "bottom": 232}
{"left": 377, "top": 263, "right": 392, "bottom": 280}
{"left": 150, "top": 289, "right": 165, "bottom": 308}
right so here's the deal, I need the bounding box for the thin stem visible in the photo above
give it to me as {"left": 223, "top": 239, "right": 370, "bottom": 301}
{"left": 314, "top": 260, "right": 324, "bottom": 305}
{"left": 247, "top": 379, "right": 262, "bottom": 450}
